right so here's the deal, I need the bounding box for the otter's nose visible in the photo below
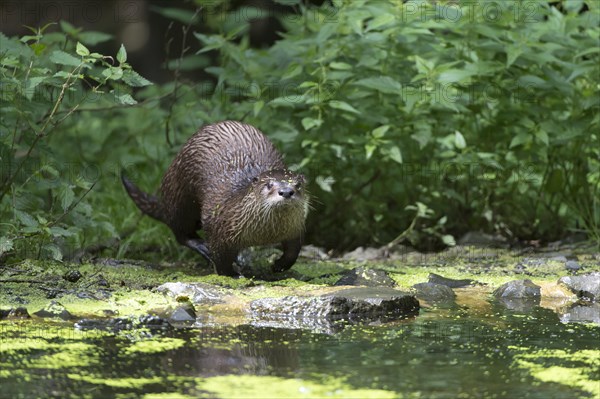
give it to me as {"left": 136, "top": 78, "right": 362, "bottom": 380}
{"left": 278, "top": 187, "right": 295, "bottom": 199}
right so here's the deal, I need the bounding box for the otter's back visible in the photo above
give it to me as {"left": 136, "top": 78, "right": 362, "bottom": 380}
{"left": 159, "top": 121, "right": 285, "bottom": 223}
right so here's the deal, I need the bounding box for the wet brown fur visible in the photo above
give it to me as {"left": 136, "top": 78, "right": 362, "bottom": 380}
{"left": 122, "top": 121, "right": 308, "bottom": 276}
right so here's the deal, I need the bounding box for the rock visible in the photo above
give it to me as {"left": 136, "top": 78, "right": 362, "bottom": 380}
{"left": 342, "top": 247, "right": 387, "bottom": 261}
{"left": 559, "top": 303, "right": 600, "bottom": 324}
{"left": 75, "top": 315, "right": 172, "bottom": 332}
{"left": 334, "top": 267, "right": 396, "bottom": 287}
{"left": 558, "top": 272, "right": 600, "bottom": 301}
{"left": 493, "top": 280, "right": 541, "bottom": 310}
{"left": 63, "top": 270, "right": 82, "bottom": 282}
{"left": 412, "top": 282, "right": 455, "bottom": 303}
{"left": 168, "top": 304, "right": 197, "bottom": 323}
{"left": 8, "top": 307, "right": 31, "bottom": 319}
{"left": 299, "top": 245, "right": 329, "bottom": 260}
{"left": 428, "top": 273, "right": 475, "bottom": 288}
{"left": 565, "top": 260, "right": 581, "bottom": 272}
{"left": 458, "top": 231, "right": 507, "bottom": 246}
{"left": 33, "top": 301, "right": 72, "bottom": 320}
{"left": 156, "top": 282, "right": 226, "bottom": 305}
{"left": 494, "top": 279, "right": 541, "bottom": 299}
{"left": 0, "top": 307, "right": 30, "bottom": 319}
{"left": 250, "top": 287, "right": 419, "bottom": 330}
{"left": 549, "top": 255, "right": 568, "bottom": 263}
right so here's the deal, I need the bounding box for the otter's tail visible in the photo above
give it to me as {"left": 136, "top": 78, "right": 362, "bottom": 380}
{"left": 121, "top": 174, "right": 165, "bottom": 223}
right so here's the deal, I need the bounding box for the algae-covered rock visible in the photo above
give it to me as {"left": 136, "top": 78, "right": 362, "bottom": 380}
{"left": 428, "top": 273, "right": 475, "bottom": 288}
{"left": 335, "top": 267, "right": 396, "bottom": 287}
{"left": 493, "top": 279, "right": 541, "bottom": 311}
{"left": 494, "top": 279, "right": 541, "bottom": 299}
{"left": 559, "top": 303, "right": 600, "bottom": 323}
{"left": 558, "top": 272, "right": 600, "bottom": 301}
{"left": 33, "top": 300, "right": 72, "bottom": 320}
{"left": 412, "top": 282, "right": 456, "bottom": 303}
{"left": 250, "top": 287, "right": 419, "bottom": 330}
{"left": 75, "top": 315, "right": 172, "bottom": 332}
{"left": 155, "top": 282, "right": 227, "bottom": 305}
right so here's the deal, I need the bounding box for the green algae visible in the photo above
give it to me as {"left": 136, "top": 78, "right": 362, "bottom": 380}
{"left": 197, "top": 375, "right": 399, "bottom": 399}
{"left": 123, "top": 337, "right": 186, "bottom": 355}
{"left": 510, "top": 346, "right": 600, "bottom": 397}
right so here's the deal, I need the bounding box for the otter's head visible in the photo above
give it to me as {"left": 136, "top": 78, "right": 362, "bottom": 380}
{"left": 251, "top": 169, "right": 308, "bottom": 210}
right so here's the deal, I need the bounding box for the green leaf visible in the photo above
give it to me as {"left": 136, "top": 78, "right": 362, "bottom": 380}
{"left": 302, "top": 117, "right": 322, "bottom": 130}
{"left": 454, "top": 131, "right": 466, "bottom": 149}
{"left": 330, "top": 62, "right": 352, "bottom": 70}
{"left": 437, "top": 69, "right": 476, "bottom": 84}
{"left": 366, "top": 14, "right": 395, "bottom": 31}
{"left": 388, "top": 145, "right": 403, "bottom": 164}
{"left": 15, "top": 210, "right": 38, "bottom": 227}
{"left": 117, "top": 44, "right": 127, "bottom": 64}
{"left": 122, "top": 70, "right": 152, "bottom": 87}
{"left": 371, "top": 125, "right": 390, "bottom": 138}
{"left": 102, "top": 67, "right": 123, "bottom": 80}
{"left": 78, "top": 31, "right": 113, "bottom": 45}
{"left": 354, "top": 76, "right": 402, "bottom": 94}
{"left": 441, "top": 234, "right": 456, "bottom": 246}
{"left": 50, "top": 50, "right": 81, "bottom": 66}
{"left": 253, "top": 100, "right": 264, "bottom": 117}
{"left": 150, "top": 6, "right": 198, "bottom": 24}
{"left": 43, "top": 243, "right": 63, "bottom": 261}
{"left": 365, "top": 143, "right": 376, "bottom": 160}
{"left": 76, "top": 42, "right": 90, "bottom": 56}
{"left": 328, "top": 100, "right": 360, "bottom": 114}
{"left": 57, "top": 185, "right": 75, "bottom": 211}
{"left": 315, "top": 176, "right": 335, "bottom": 193}
{"left": 282, "top": 64, "right": 302, "bottom": 80}
{"left": 510, "top": 133, "right": 531, "bottom": 148}
{"left": 0, "top": 236, "right": 14, "bottom": 254}
{"left": 115, "top": 93, "right": 137, "bottom": 105}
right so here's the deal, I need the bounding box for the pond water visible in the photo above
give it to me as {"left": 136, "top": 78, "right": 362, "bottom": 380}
{"left": 1, "top": 301, "right": 598, "bottom": 398}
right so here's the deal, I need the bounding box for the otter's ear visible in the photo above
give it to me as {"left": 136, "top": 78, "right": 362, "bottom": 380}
{"left": 299, "top": 174, "right": 306, "bottom": 183}
{"left": 252, "top": 176, "right": 259, "bottom": 183}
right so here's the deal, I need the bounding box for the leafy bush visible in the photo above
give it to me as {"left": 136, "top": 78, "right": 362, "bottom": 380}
{"left": 187, "top": 0, "right": 600, "bottom": 249}
{"left": 0, "top": 22, "right": 151, "bottom": 261}
{"left": 1, "top": 0, "right": 598, "bottom": 264}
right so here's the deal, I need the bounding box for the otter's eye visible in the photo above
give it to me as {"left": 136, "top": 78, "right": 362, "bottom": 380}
{"left": 252, "top": 176, "right": 259, "bottom": 183}
{"left": 266, "top": 181, "right": 274, "bottom": 189}
{"left": 295, "top": 182, "right": 302, "bottom": 190}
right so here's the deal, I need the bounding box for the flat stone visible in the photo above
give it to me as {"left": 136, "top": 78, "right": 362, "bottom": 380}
{"left": 412, "top": 282, "right": 455, "bottom": 303}
{"left": 494, "top": 279, "right": 541, "bottom": 299}
{"left": 33, "top": 300, "right": 72, "bottom": 320}
{"left": 558, "top": 272, "right": 600, "bottom": 301}
{"left": 169, "top": 305, "right": 196, "bottom": 323}
{"left": 156, "top": 282, "right": 226, "bottom": 305}
{"left": 342, "top": 247, "right": 387, "bottom": 261}
{"left": 428, "top": 273, "right": 475, "bottom": 288}
{"left": 250, "top": 287, "right": 419, "bottom": 329}
{"left": 75, "top": 315, "right": 172, "bottom": 332}
{"left": 565, "top": 260, "right": 581, "bottom": 272}
{"left": 559, "top": 303, "right": 600, "bottom": 324}
{"left": 335, "top": 267, "right": 396, "bottom": 287}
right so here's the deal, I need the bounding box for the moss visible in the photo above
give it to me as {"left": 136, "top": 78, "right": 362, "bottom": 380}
{"left": 511, "top": 346, "right": 600, "bottom": 397}
{"left": 67, "top": 373, "right": 163, "bottom": 388}
{"left": 197, "top": 375, "right": 399, "bottom": 399}
{"left": 123, "top": 337, "right": 186, "bottom": 355}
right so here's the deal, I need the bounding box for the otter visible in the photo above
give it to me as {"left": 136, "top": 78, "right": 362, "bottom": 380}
{"left": 122, "top": 121, "right": 309, "bottom": 276}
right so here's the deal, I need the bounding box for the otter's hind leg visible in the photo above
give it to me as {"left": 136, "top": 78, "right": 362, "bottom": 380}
{"left": 181, "top": 236, "right": 211, "bottom": 263}
{"left": 273, "top": 236, "right": 302, "bottom": 272}
{"left": 211, "top": 248, "right": 238, "bottom": 276}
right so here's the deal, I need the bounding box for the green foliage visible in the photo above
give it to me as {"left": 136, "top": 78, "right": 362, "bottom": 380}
{"left": 0, "top": 23, "right": 151, "bottom": 261}
{"left": 1, "top": 0, "right": 599, "bottom": 263}
{"left": 185, "top": 0, "right": 600, "bottom": 249}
